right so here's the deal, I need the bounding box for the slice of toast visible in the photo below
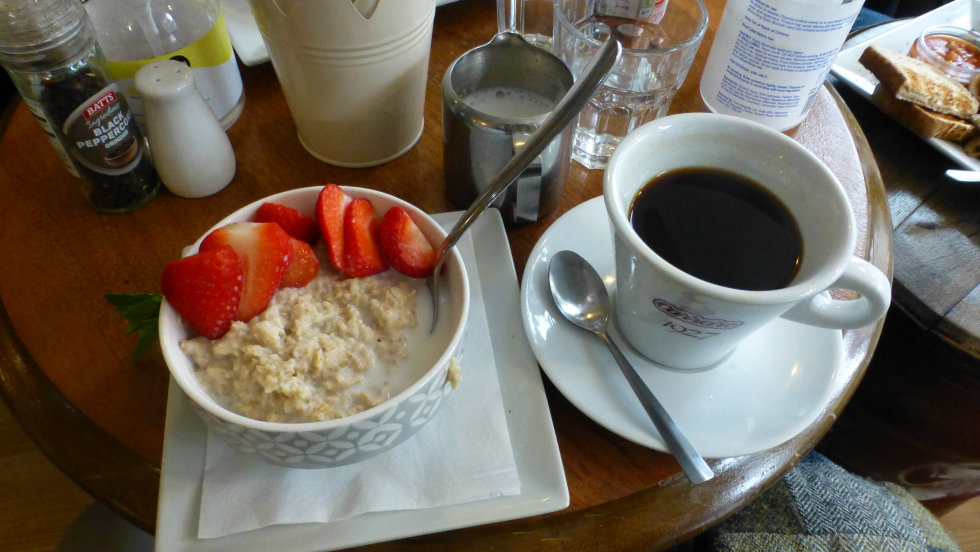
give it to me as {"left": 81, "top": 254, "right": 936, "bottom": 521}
{"left": 872, "top": 86, "right": 977, "bottom": 142}
{"left": 859, "top": 44, "right": 979, "bottom": 119}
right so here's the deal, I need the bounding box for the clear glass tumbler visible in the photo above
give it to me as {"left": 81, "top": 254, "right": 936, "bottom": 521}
{"left": 553, "top": 0, "right": 707, "bottom": 169}
{"left": 497, "top": 0, "right": 556, "bottom": 50}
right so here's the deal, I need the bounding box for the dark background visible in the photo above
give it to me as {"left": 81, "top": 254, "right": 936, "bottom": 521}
{"left": 866, "top": 0, "right": 953, "bottom": 17}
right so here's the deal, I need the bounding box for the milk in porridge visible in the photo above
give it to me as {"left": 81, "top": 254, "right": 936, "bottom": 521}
{"left": 181, "top": 272, "right": 432, "bottom": 423}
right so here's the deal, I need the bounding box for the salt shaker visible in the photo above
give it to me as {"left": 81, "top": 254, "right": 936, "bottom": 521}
{"left": 135, "top": 59, "right": 235, "bottom": 198}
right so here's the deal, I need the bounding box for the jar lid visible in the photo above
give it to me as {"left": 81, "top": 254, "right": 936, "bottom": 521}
{"left": 0, "top": 0, "right": 87, "bottom": 58}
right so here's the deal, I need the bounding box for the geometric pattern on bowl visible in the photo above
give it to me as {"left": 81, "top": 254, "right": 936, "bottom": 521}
{"left": 194, "top": 366, "right": 455, "bottom": 468}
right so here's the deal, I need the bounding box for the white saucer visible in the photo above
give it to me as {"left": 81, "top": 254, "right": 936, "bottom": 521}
{"left": 520, "top": 197, "right": 845, "bottom": 459}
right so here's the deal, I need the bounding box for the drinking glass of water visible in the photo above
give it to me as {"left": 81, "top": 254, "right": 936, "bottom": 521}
{"left": 553, "top": 0, "right": 707, "bottom": 169}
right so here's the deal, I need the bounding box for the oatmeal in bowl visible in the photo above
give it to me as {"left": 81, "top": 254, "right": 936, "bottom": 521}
{"left": 158, "top": 186, "right": 469, "bottom": 468}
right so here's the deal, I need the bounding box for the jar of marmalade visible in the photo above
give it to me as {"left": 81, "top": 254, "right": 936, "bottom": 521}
{"left": 909, "top": 24, "right": 980, "bottom": 86}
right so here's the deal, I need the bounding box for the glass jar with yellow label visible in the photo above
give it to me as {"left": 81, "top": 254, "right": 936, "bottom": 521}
{"left": 82, "top": 0, "right": 245, "bottom": 131}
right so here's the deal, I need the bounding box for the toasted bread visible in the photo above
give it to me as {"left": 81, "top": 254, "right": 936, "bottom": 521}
{"left": 860, "top": 44, "right": 979, "bottom": 119}
{"left": 871, "top": 86, "right": 977, "bottom": 142}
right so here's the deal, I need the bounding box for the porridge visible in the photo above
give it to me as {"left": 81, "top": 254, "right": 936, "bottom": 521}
{"left": 181, "top": 273, "right": 421, "bottom": 423}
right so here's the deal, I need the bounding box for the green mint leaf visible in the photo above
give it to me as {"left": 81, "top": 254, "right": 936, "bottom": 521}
{"left": 105, "top": 293, "right": 162, "bottom": 361}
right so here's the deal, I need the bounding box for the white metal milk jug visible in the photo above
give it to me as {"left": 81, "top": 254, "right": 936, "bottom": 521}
{"left": 250, "top": 0, "right": 436, "bottom": 167}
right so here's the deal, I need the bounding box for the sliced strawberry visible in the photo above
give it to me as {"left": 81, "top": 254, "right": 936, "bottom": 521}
{"left": 315, "top": 184, "right": 351, "bottom": 273}
{"left": 343, "top": 198, "right": 388, "bottom": 278}
{"left": 379, "top": 206, "right": 437, "bottom": 278}
{"left": 161, "top": 246, "right": 243, "bottom": 339}
{"left": 280, "top": 237, "right": 319, "bottom": 288}
{"left": 200, "top": 222, "right": 292, "bottom": 321}
{"left": 255, "top": 202, "right": 319, "bottom": 244}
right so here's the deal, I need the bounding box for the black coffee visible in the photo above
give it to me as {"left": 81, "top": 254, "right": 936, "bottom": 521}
{"left": 628, "top": 167, "right": 803, "bottom": 291}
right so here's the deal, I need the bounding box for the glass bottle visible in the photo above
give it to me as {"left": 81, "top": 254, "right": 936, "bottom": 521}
{"left": 82, "top": 0, "right": 245, "bottom": 132}
{"left": 0, "top": 0, "right": 161, "bottom": 214}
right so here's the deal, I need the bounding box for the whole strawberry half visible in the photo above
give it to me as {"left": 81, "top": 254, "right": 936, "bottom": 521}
{"left": 200, "top": 222, "right": 292, "bottom": 322}
{"left": 255, "top": 202, "right": 319, "bottom": 244}
{"left": 161, "top": 246, "right": 243, "bottom": 339}
{"left": 343, "top": 197, "right": 388, "bottom": 278}
{"left": 379, "top": 206, "right": 437, "bottom": 278}
{"left": 315, "top": 184, "right": 351, "bottom": 274}
{"left": 280, "top": 237, "right": 319, "bottom": 288}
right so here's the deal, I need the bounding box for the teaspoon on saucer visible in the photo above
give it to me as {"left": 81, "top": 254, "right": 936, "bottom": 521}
{"left": 547, "top": 250, "right": 714, "bottom": 484}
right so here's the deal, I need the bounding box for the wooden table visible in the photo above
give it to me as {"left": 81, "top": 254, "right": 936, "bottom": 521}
{"left": 816, "top": 21, "right": 980, "bottom": 504}
{"left": 832, "top": 20, "right": 980, "bottom": 361}
{"left": 0, "top": 0, "right": 892, "bottom": 549}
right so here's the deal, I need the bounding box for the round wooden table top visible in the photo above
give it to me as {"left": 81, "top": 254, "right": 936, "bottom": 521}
{"left": 0, "top": 0, "right": 892, "bottom": 549}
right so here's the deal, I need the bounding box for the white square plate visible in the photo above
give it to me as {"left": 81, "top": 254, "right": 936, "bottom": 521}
{"left": 154, "top": 209, "right": 568, "bottom": 551}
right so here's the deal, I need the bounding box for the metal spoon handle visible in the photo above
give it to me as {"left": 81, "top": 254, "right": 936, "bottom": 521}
{"left": 433, "top": 37, "right": 621, "bottom": 267}
{"left": 595, "top": 330, "right": 715, "bottom": 484}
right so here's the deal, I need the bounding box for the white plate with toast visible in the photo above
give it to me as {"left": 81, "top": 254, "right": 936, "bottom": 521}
{"left": 832, "top": 0, "right": 980, "bottom": 171}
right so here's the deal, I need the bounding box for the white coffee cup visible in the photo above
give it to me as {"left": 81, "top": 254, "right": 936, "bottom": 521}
{"left": 604, "top": 113, "right": 891, "bottom": 370}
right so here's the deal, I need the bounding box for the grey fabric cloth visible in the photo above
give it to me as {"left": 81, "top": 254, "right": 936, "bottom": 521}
{"left": 672, "top": 452, "right": 961, "bottom": 552}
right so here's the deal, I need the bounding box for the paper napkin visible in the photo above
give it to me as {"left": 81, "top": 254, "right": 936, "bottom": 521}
{"left": 197, "top": 230, "right": 521, "bottom": 539}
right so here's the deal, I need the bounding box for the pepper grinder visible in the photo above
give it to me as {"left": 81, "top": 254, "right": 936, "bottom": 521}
{"left": 135, "top": 59, "right": 235, "bottom": 198}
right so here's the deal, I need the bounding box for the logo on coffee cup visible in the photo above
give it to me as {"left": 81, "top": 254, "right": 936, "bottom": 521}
{"left": 653, "top": 299, "right": 742, "bottom": 330}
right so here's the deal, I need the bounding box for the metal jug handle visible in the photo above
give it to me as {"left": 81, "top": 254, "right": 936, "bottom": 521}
{"left": 511, "top": 130, "right": 543, "bottom": 222}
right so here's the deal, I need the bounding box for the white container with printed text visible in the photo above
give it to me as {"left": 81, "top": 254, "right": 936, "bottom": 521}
{"left": 699, "top": 0, "right": 864, "bottom": 131}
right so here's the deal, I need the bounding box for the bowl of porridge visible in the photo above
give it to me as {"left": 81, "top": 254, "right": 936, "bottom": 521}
{"left": 159, "top": 186, "right": 470, "bottom": 468}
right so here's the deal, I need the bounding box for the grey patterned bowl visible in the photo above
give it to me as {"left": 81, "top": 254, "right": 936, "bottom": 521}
{"left": 159, "top": 186, "right": 470, "bottom": 468}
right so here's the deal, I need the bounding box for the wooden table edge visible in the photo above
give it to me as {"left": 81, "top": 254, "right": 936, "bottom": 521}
{"left": 0, "top": 292, "right": 159, "bottom": 533}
